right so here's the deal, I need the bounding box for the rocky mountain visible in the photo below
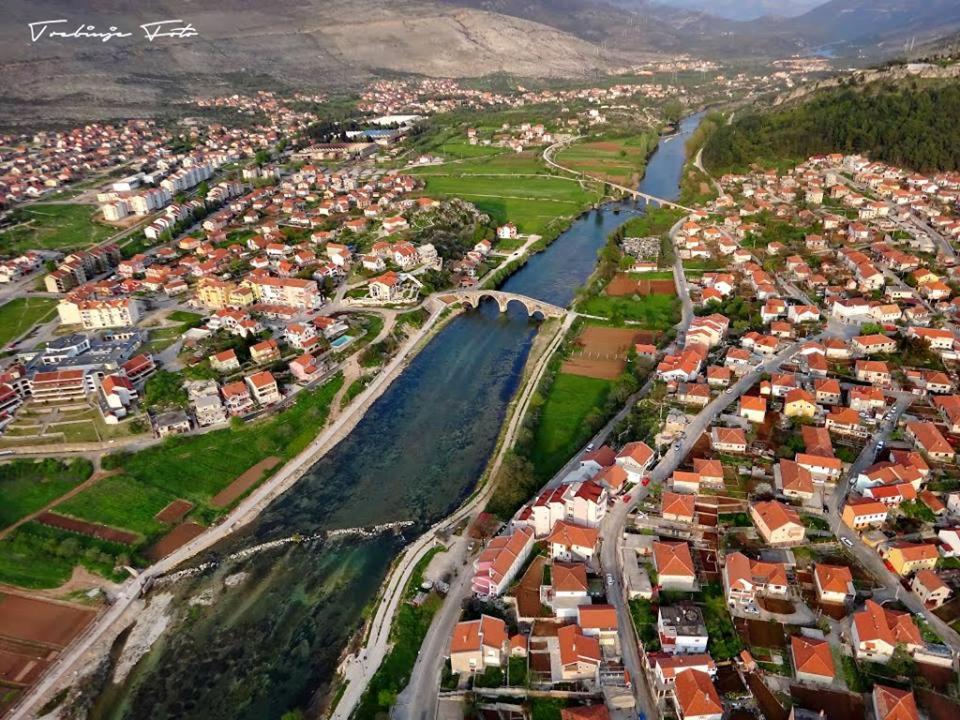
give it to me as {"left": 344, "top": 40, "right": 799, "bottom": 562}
{"left": 642, "top": 0, "right": 826, "bottom": 21}
{"left": 0, "top": 0, "right": 958, "bottom": 124}
{"left": 752, "top": 0, "right": 960, "bottom": 53}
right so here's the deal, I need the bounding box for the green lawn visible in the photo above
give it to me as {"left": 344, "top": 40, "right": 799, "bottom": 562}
{"left": 0, "top": 297, "right": 58, "bottom": 347}
{"left": 0, "top": 458, "right": 93, "bottom": 529}
{"left": 0, "top": 375, "right": 345, "bottom": 589}
{"left": 0, "top": 203, "right": 115, "bottom": 255}
{"left": 0, "top": 522, "right": 128, "bottom": 589}
{"left": 56, "top": 474, "right": 177, "bottom": 539}
{"left": 412, "top": 152, "right": 602, "bottom": 237}
{"left": 104, "top": 374, "right": 344, "bottom": 518}
{"left": 578, "top": 293, "right": 680, "bottom": 329}
{"left": 530, "top": 373, "right": 611, "bottom": 479}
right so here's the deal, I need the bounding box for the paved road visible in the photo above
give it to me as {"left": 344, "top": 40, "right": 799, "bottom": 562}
{"left": 343, "top": 315, "right": 574, "bottom": 720}
{"left": 825, "top": 394, "right": 960, "bottom": 653}
{"left": 600, "top": 331, "right": 825, "bottom": 718}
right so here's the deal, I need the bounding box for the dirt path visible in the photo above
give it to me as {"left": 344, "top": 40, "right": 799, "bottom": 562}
{"left": 0, "top": 469, "right": 119, "bottom": 541}
{"left": 327, "top": 311, "right": 397, "bottom": 422}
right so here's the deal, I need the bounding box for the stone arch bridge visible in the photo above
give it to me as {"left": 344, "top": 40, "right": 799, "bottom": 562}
{"left": 442, "top": 289, "right": 568, "bottom": 318}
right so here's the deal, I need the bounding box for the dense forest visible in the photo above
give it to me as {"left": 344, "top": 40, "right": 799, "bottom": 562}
{"left": 703, "top": 81, "right": 960, "bottom": 173}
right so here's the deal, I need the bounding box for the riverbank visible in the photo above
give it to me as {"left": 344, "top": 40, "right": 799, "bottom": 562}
{"left": 338, "top": 311, "right": 574, "bottom": 720}
{"left": 7, "top": 298, "right": 457, "bottom": 720}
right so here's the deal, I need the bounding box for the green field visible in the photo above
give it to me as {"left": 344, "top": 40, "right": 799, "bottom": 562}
{"left": 0, "top": 203, "right": 115, "bottom": 255}
{"left": 57, "top": 474, "right": 177, "bottom": 539}
{"left": 579, "top": 293, "right": 680, "bottom": 329}
{"left": 92, "top": 375, "right": 344, "bottom": 535}
{"left": 0, "top": 297, "right": 57, "bottom": 347}
{"left": 555, "top": 133, "right": 658, "bottom": 186}
{"left": 0, "top": 458, "right": 93, "bottom": 529}
{"left": 412, "top": 152, "right": 602, "bottom": 237}
{"left": 0, "top": 375, "right": 345, "bottom": 589}
{"left": 530, "top": 373, "right": 611, "bottom": 479}
{"left": 0, "top": 521, "right": 129, "bottom": 589}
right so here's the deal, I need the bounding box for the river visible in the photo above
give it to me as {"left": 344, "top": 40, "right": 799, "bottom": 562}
{"left": 89, "top": 112, "right": 703, "bottom": 720}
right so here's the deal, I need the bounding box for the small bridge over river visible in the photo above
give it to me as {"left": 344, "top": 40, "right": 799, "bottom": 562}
{"left": 441, "top": 290, "right": 568, "bottom": 318}
{"left": 543, "top": 140, "right": 695, "bottom": 213}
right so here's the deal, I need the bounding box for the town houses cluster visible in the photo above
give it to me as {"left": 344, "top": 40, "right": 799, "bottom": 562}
{"left": 445, "top": 150, "right": 960, "bottom": 720}
{"left": 0, "top": 91, "right": 512, "bottom": 449}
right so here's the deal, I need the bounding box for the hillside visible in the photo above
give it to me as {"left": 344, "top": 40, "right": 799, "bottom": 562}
{"left": 647, "top": 0, "right": 825, "bottom": 21}
{"left": 0, "top": 0, "right": 646, "bottom": 125}
{"left": 757, "top": 0, "right": 960, "bottom": 52}
{"left": 2, "top": 0, "right": 960, "bottom": 124}
{"left": 702, "top": 78, "right": 960, "bottom": 173}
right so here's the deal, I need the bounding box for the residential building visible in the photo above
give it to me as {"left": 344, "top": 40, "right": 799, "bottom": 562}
{"left": 723, "top": 552, "right": 788, "bottom": 607}
{"left": 658, "top": 606, "right": 708, "bottom": 655}
{"left": 615, "top": 440, "right": 655, "bottom": 482}
{"left": 791, "top": 635, "right": 835, "bottom": 684}
{"left": 814, "top": 564, "right": 854, "bottom": 605}
{"left": 750, "top": 500, "right": 805, "bottom": 546}
{"left": 472, "top": 528, "right": 534, "bottom": 597}
{"left": 672, "top": 669, "right": 723, "bottom": 720}
{"left": 842, "top": 497, "right": 889, "bottom": 530}
{"left": 449, "top": 615, "right": 507, "bottom": 674}
{"left": 882, "top": 542, "right": 939, "bottom": 577}
{"left": 851, "top": 600, "right": 922, "bottom": 662}
{"left": 556, "top": 624, "right": 601, "bottom": 683}
{"left": 546, "top": 521, "right": 600, "bottom": 562}
{"left": 873, "top": 685, "right": 920, "bottom": 720}
{"left": 245, "top": 370, "right": 281, "bottom": 406}
{"left": 911, "top": 569, "right": 951, "bottom": 609}
{"left": 653, "top": 540, "right": 697, "bottom": 591}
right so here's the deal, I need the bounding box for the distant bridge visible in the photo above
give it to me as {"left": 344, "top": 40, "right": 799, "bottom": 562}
{"left": 543, "top": 140, "right": 695, "bottom": 213}
{"left": 442, "top": 290, "right": 567, "bottom": 318}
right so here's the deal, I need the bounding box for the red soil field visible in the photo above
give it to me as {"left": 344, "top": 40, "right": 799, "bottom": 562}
{"left": 562, "top": 326, "right": 650, "bottom": 380}
{"left": 147, "top": 522, "right": 205, "bottom": 561}
{"left": 155, "top": 499, "right": 194, "bottom": 524}
{"left": 605, "top": 273, "right": 677, "bottom": 298}
{"left": 211, "top": 456, "right": 282, "bottom": 508}
{"left": 0, "top": 593, "right": 94, "bottom": 647}
{"left": 36, "top": 511, "right": 138, "bottom": 545}
{"left": 605, "top": 273, "right": 641, "bottom": 296}
{"left": 0, "top": 648, "right": 48, "bottom": 686}
{"left": 636, "top": 278, "right": 676, "bottom": 296}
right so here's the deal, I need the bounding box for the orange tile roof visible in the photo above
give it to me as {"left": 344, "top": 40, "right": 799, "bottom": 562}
{"left": 577, "top": 604, "right": 618, "bottom": 630}
{"left": 546, "top": 521, "right": 599, "bottom": 551}
{"left": 450, "top": 614, "right": 506, "bottom": 654}
{"left": 557, "top": 624, "right": 601, "bottom": 666}
{"left": 552, "top": 563, "right": 589, "bottom": 593}
{"left": 814, "top": 564, "right": 853, "bottom": 594}
{"left": 674, "top": 669, "right": 723, "bottom": 718}
{"left": 751, "top": 500, "right": 801, "bottom": 532}
{"left": 662, "top": 491, "right": 696, "bottom": 519}
{"left": 791, "top": 635, "right": 835, "bottom": 678}
{"left": 873, "top": 684, "right": 920, "bottom": 720}
{"left": 653, "top": 540, "right": 696, "bottom": 578}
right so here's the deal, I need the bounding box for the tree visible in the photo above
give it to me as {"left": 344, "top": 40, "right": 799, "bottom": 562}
{"left": 143, "top": 370, "right": 188, "bottom": 410}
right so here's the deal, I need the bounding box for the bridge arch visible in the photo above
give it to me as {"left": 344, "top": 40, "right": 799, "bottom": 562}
{"left": 452, "top": 290, "right": 565, "bottom": 319}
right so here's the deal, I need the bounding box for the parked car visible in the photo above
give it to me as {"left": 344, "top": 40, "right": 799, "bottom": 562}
{"left": 641, "top": 477, "right": 651, "bottom": 487}
{"left": 606, "top": 573, "right": 614, "bottom": 587}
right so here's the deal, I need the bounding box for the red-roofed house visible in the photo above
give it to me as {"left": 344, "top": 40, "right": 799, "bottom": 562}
{"left": 791, "top": 635, "right": 835, "bottom": 684}
{"left": 449, "top": 614, "right": 507, "bottom": 674}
